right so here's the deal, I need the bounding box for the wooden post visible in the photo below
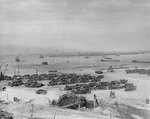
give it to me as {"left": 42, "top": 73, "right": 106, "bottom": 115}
{"left": 110, "top": 108, "right": 112, "bottom": 119}
{"left": 30, "top": 104, "right": 34, "bottom": 118}
{"left": 53, "top": 113, "right": 56, "bottom": 119}
{"left": 78, "top": 95, "right": 81, "bottom": 110}
{"left": 94, "top": 95, "right": 96, "bottom": 107}
{"left": 93, "top": 94, "right": 99, "bottom": 107}
{"left": 7, "top": 93, "right": 8, "bottom": 101}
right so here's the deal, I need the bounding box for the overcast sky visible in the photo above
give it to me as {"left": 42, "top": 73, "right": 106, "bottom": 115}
{"left": 0, "top": 0, "right": 150, "bottom": 52}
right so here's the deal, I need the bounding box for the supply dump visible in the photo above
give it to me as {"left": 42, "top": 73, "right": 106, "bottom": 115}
{"left": 0, "top": 53, "right": 150, "bottom": 119}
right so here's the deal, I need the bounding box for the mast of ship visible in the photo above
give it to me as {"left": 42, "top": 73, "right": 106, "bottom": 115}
{"left": 14, "top": 67, "right": 16, "bottom": 76}
{"left": 36, "top": 69, "right": 38, "bottom": 75}
{"left": 17, "top": 65, "right": 20, "bottom": 76}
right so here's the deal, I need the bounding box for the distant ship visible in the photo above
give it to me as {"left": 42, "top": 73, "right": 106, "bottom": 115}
{"left": 101, "top": 59, "right": 120, "bottom": 62}
{"left": 85, "top": 56, "right": 90, "bottom": 59}
{"left": 15, "top": 57, "right": 20, "bottom": 62}
{"left": 39, "top": 55, "right": 44, "bottom": 58}
{"left": 132, "top": 60, "right": 150, "bottom": 63}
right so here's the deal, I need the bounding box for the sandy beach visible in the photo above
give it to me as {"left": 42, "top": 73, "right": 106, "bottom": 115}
{"left": 0, "top": 53, "right": 150, "bottom": 119}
